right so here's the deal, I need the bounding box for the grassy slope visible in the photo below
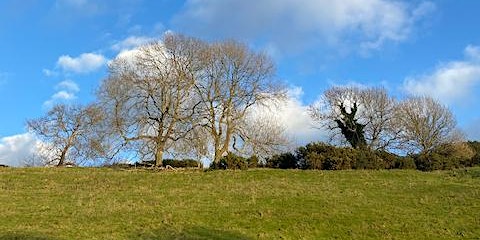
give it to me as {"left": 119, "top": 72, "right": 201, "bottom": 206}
{"left": 0, "top": 168, "right": 479, "bottom": 240}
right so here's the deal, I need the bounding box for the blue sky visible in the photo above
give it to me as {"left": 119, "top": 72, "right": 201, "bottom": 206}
{"left": 1, "top": 0, "right": 480, "bottom": 165}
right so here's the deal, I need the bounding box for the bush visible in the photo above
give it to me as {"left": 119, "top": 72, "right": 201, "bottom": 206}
{"left": 297, "top": 143, "right": 386, "bottom": 170}
{"left": 414, "top": 153, "right": 463, "bottom": 171}
{"left": 247, "top": 155, "right": 259, "bottom": 168}
{"left": 261, "top": 141, "right": 480, "bottom": 171}
{"left": 467, "top": 141, "right": 480, "bottom": 166}
{"left": 303, "top": 152, "right": 324, "bottom": 169}
{"left": 414, "top": 153, "right": 448, "bottom": 171}
{"left": 265, "top": 153, "right": 298, "bottom": 169}
{"left": 394, "top": 156, "right": 416, "bottom": 169}
{"left": 322, "top": 156, "right": 351, "bottom": 170}
{"left": 298, "top": 142, "right": 352, "bottom": 170}
{"left": 353, "top": 149, "right": 384, "bottom": 170}
{"left": 374, "top": 150, "right": 400, "bottom": 169}
{"left": 210, "top": 153, "right": 248, "bottom": 170}
{"left": 415, "top": 142, "right": 476, "bottom": 171}
{"left": 162, "top": 159, "right": 201, "bottom": 168}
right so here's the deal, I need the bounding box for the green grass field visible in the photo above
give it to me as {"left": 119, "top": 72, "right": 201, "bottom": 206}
{"left": 0, "top": 167, "right": 479, "bottom": 239}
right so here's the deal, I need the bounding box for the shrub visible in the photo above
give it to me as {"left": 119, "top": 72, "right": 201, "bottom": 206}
{"left": 394, "top": 156, "right": 416, "bottom": 169}
{"left": 261, "top": 141, "right": 479, "bottom": 171}
{"left": 322, "top": 156, "right": 350, "bottom": 170}
{"left": 466, "top": 141, "right": 480, "bottom": 166}
{"left": 298, "top": 143, "right": 389, "bottom": 170}
{"left": 414, "top": 153, "right": 447, "bottom": 171}
{"left": 374, "top": 150, "right": 400, "bottom": 169}
{"left": 298, "top": 142, "right": 348, "bottom": 170}
{"left": 353, "top": 149, "right": 385, "bottom": 170}
{"left": 163, "top": 159, "right": 201, "bottom": 168}
{"left": 415, "top": 142, "right": 475, "bottom": 171}
{"left": 211, "top": 153, "right": 248, "bottom": 170}
{"left": 303, "top": 152, "right": 324, "bottom": 170}
{"left": 265, "top": 153, "right": 298, "bottom": 169}
{"left": 247, "top": 155, "right": 259, "bottom": 168}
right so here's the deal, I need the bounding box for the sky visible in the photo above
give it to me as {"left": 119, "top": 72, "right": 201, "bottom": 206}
{"left": 1, "top": 0, "right": 480, "bottom": 166}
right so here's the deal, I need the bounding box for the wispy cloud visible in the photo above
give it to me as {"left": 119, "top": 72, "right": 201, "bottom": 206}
{"left": 111, "top": 36, "right": 155, "bottom": 52}
{"left": 57, "top": 52, "right": 107, "bottom": 74}
{"left": 56, "top": 79, "right": 80, "bottom": 92}
{"left": 173, "top": 0, "right": 435, "bottom": 56}
{"left": 43, "top": 80, "right": 80, "bottom": 108}
{"left": 403, "top": 45, "right": 480, "bottom": 105}
{"left": 42, "top": 69, "right": 59, "bottom": 77}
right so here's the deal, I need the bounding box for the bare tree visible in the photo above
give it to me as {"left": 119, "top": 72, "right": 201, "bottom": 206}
{"left": 194, "top": 40, "right": 286, "bottom": 163}
{"left": 396, "top": 96, "right": 457, "bottom": 154}
{"left": 358, "top": 87, "right": 401, "bottom": 150}
{"left": 238, "top": 111, "right": 291, "bottom": 159}
{"left": 98, "top": 34, "right": 202, "bottom": 166}
{"left": 309, "top": 86, "right": 399, "bottom": 150}
{"left": 27, "top": 104, "right": 104, "bottom": 166}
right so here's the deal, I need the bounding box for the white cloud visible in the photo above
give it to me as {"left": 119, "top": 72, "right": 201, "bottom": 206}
{"left": 42, "top": 68, "right": 59, "bottom": 77}
{"left": 56, "top": 80, "right": 80, "bottom": 92}
{"left": 464, "top": 45, "right": 480, "bottom": 60}
{"left": 57, "top": 53, "right": 107, "bottom": 74}
{"left": 251, "top": 87, "right": 328, "bottom": 146}
{"left": 111, "top": 36, "right": 155, "bottom": 52}
{"left": 173, "top": 0, "right": 435, "bottom": 55}
{"left": 0, "top": 133, "right": 39, "bottom": 167}
{"left": 51, "top": 91, "right": 77, "bottom": 101}
{"left": 43, "top": 80, "right": 80, "bottom": 108}
{"left": 404, "top": 45, "right": 480, "bottom": 105}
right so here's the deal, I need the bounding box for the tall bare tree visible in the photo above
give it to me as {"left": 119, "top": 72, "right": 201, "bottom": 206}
{"left": 396, "top": 96, "right": 457, "bottom": 154}
{"left": 194, "top": 40, "right": 286, "bottom": 163}
{"left": 27, "top": 104, "right": 104, "bottom": 166}
{"left": 98, "top": 34, "right": 202, "bottom": 166}
{"left": 309, "top": 86, "right": 399, "bottom": 150}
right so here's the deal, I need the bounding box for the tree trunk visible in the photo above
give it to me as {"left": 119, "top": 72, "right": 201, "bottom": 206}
{"left": 155, "top": 148, "right": 164, "bottom": 167}
{"left": 57, "top": 147, "right": 68, "bottom": 167}
{"left": 213, "top": 149, "right": 222, "bottom": 164}
{"left": 213, "top": 137, "right": 222, "bottom": 164}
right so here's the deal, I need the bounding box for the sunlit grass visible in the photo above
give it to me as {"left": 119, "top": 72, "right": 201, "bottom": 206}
{"left": 0, "top": 167, "right": 479, "bottom": 239}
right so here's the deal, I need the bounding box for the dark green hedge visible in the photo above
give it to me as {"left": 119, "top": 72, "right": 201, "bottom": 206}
{"left": 206, "top": 141, "right": 480, "bottom": 171}
{"left": 263, "top": 141, "right": 478, "bottom": 171}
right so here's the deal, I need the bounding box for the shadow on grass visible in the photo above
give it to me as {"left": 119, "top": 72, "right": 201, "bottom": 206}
{"left": 0, "top": 232, "right": 56, "bottom": 240}
{"left": 129, "top": 226, "right": 252, "bottom": 240}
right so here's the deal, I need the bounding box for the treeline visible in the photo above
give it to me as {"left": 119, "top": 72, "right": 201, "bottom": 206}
{"left": 25, "top": 33, "right": 479, "bottom": 170}
{"left": 27, "top": 33, "right": 287, "bottom": 167}
{"left": 211, "top": 141, "right": 480, "bottom": 171}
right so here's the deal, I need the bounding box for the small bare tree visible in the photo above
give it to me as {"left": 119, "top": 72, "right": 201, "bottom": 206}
{"left": 27, "top": 104, "right": 104, "bottom": 166}
{"left": 194, "top": 40, "right": 286, "bottom": 163}
{"left": 396, "top": 96, "right": 457, "bottom": 154}
{"left": 238, "top": 111, "right": 291, "bottom": 159}
{"left": 98, "top": 34, "right": 203, "bottom": 166}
